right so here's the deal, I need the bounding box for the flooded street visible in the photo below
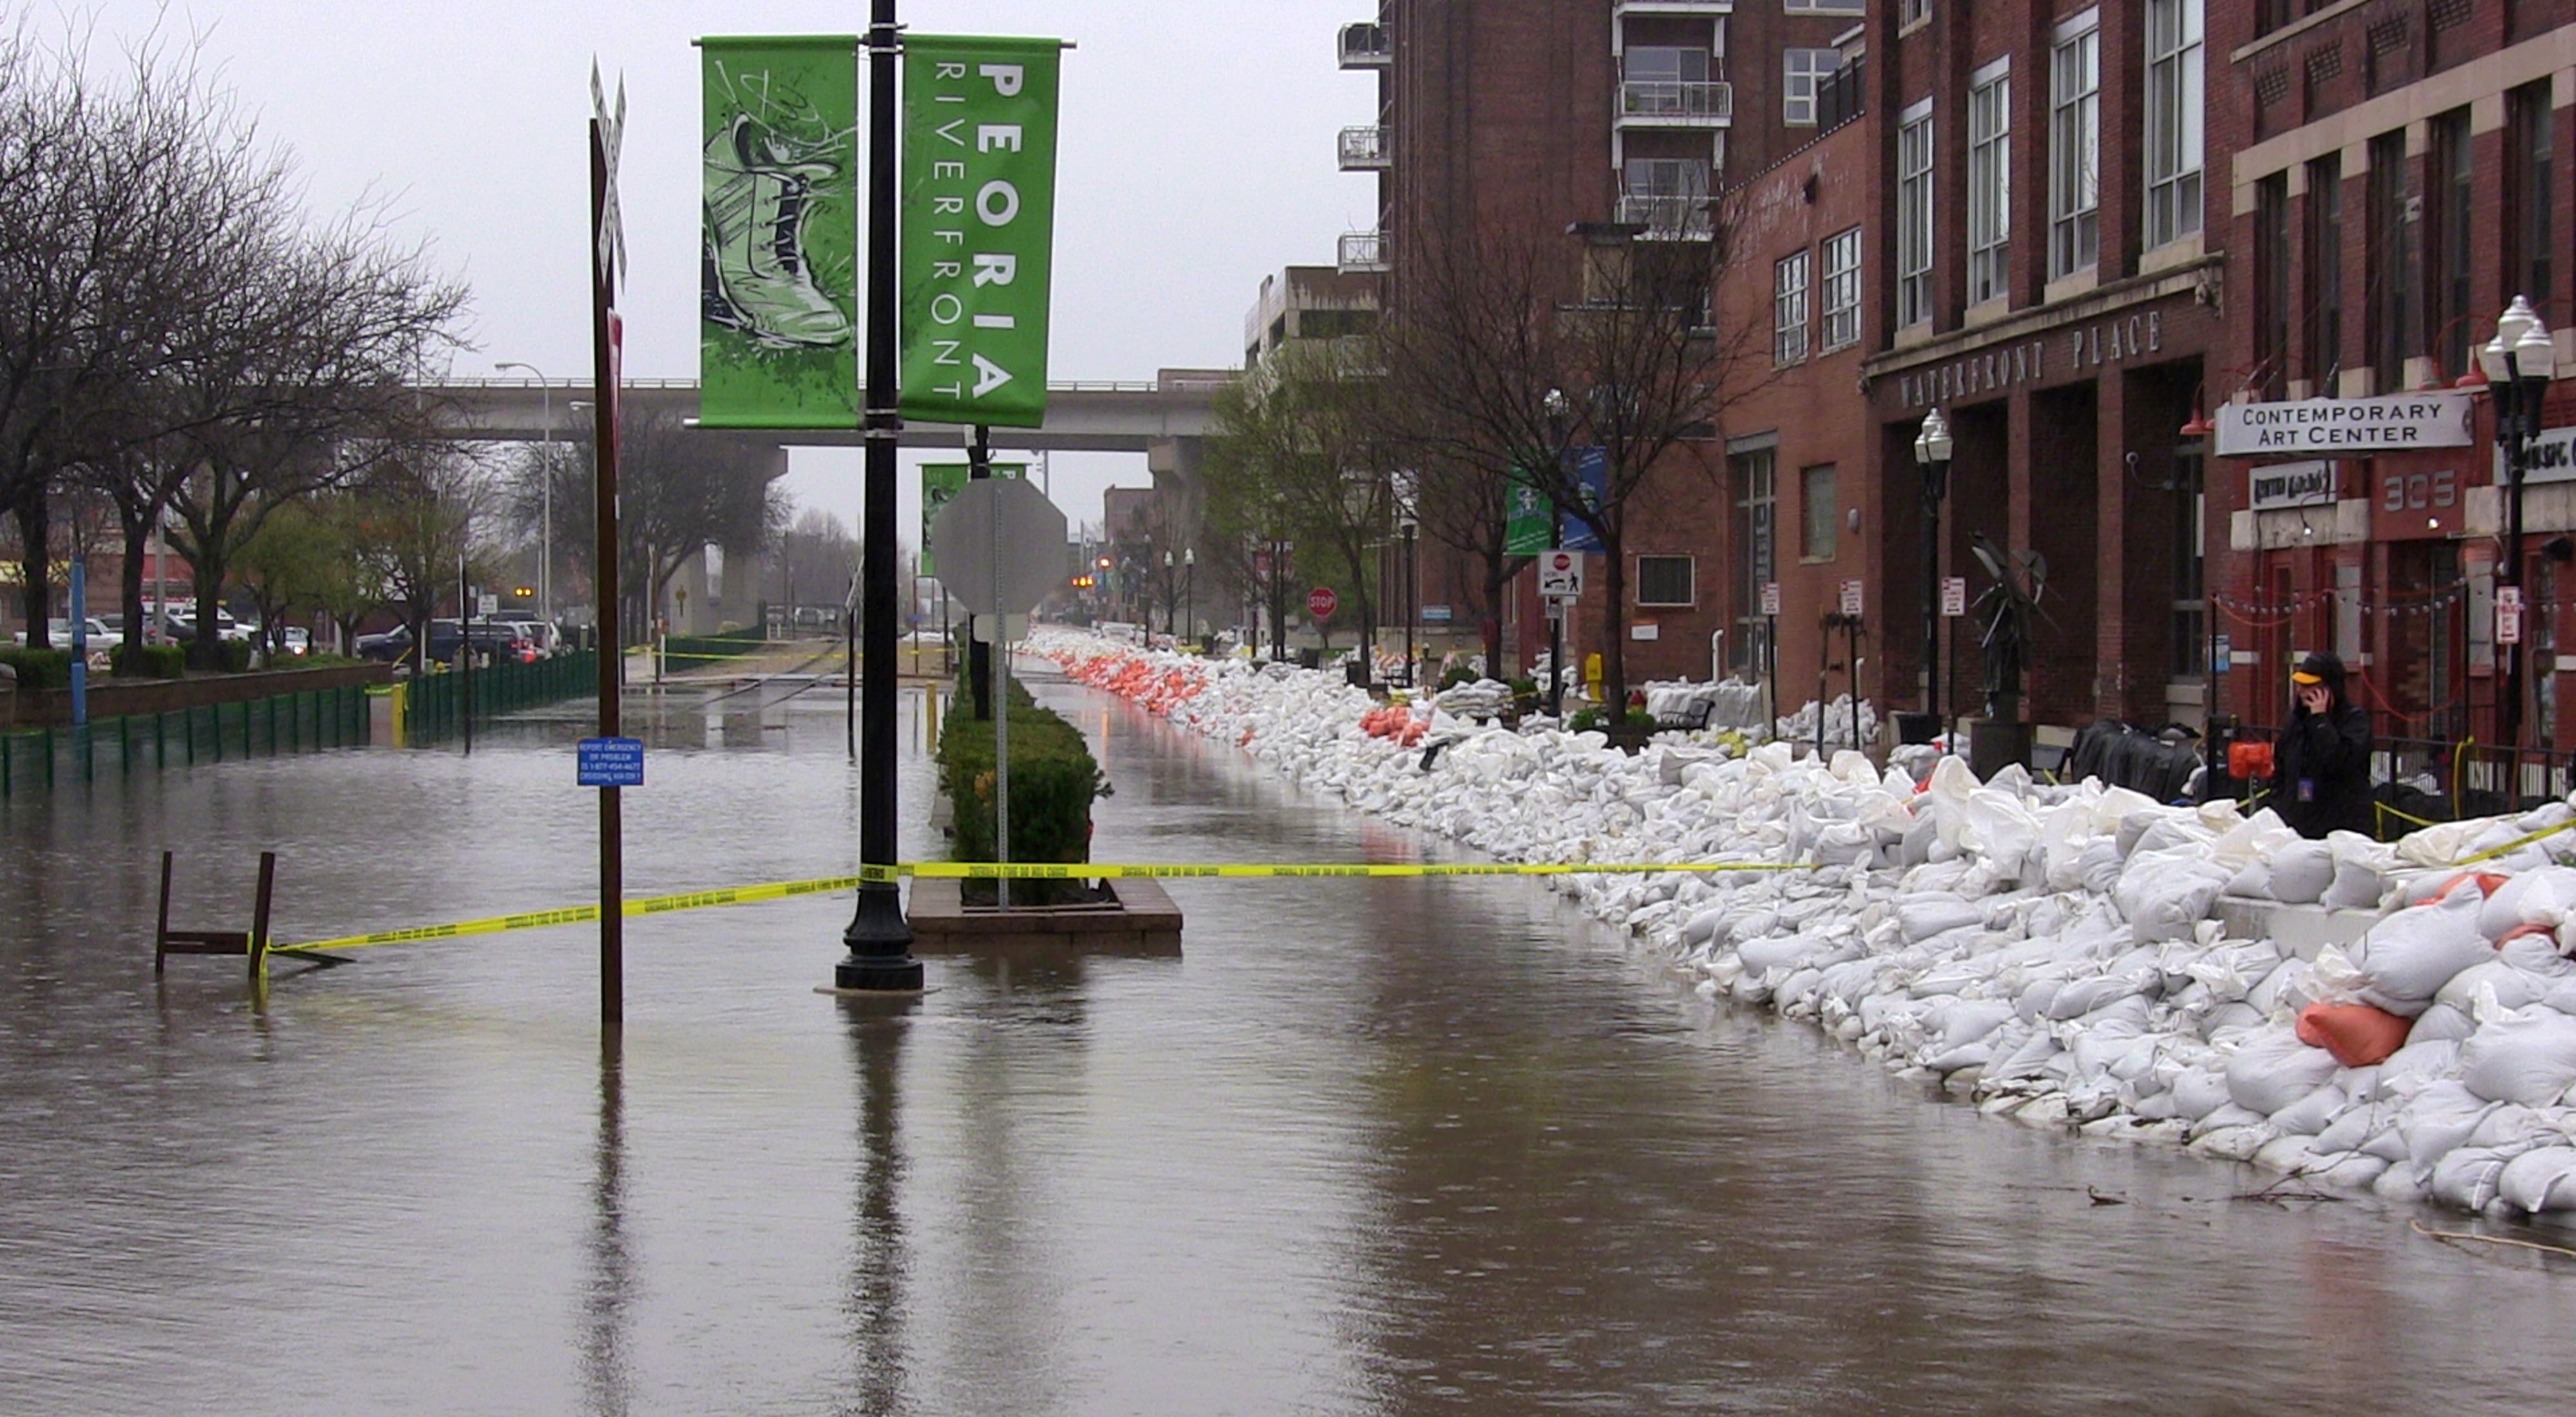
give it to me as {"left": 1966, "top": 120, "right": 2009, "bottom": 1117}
{"left": 5, "top": 672, "right": 2575, "bottom": 1414}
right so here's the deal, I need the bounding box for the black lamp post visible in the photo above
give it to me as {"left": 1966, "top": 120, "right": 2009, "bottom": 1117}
{"left": 1399, "top": 513, "right": 1417, "bottom": 687}
{"left": 1183, "top": 547, "right": 1195, "bottom": 649}
{"left": 2480, "top": 296, "right": 2561, "bottom": 763}
{"left": 1913, "top": 407, "right": 1953, "bottom": 743}
{"left": 1162, "top": 549, "right": 1176, "bottom": 638}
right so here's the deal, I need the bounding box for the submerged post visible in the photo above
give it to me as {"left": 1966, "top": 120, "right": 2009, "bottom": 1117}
{"left": 840, "top": 0, "right": 924, "bottom": 990}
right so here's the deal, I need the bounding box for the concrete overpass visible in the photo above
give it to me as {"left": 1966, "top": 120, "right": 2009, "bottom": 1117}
{"left": 421, "top": 371, "right": 1227, "bottom": 453}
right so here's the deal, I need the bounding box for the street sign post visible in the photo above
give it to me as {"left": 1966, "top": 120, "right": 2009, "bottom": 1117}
{"left": 1759, "top": 581, "right": 1781, "bottom": 618}
{"left": 2500, "top": 585, "right": 2525, "bottom": 645}
{"left": 1940, "top": 576, "right": 1966, "bottom": 618}
{"left": 929, "top": 475, "right": 1070, "bottom": 908}
{"left": 1839, "top": 578, "right": 1864, "bottom": 617}
{"left": 1538, "top": 549, "right": 1584, "bottom": 600}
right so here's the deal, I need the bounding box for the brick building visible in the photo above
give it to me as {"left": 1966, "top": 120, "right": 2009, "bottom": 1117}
{"left": 2211, "top": 5, "right": 2576, "bottom": 770}
{"left": 1326, "top": 0, "right": 1872, "bottom": 684}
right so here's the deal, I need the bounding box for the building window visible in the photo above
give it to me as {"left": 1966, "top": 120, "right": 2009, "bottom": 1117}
{"left": 1732, "top": 445, "right": 1776, "bottom": 669}
{"left": 2367, "top": 129, "right": 2415, "bottom": 394}
{"left": 2432, "top": 109, "right": 2474, "bottom": 381}
{"left": 1801, "top": 464, "right": 1838, "bottom": 561}
{"left": 1967, "top": 62, "right": 2011, "bottom": 305}
{"left": 1636, "top": 555, "right": 1694, "bottom": 607}
{"left": 2512, "top": 82, "right": 2555, "bottom": 310}
{"left": 2306, "top": 153, "right": 2342, "bottom": 390}
{"left": 2170, "top": 445, "right": 2205, "bottom": 680}
{"left": 1900, "top": 0, "right": 1931, "bottom": 25}
{"left": 1784, "top": 49, "right": 1842, "bottom": 127}
{"left": 1774, "top": 251, "right": 1810, "bottom": 365}
{"left": 2050, "top": 13, "right": 2101, "bottom": 276}
{"left": 1820, "top": 225, "right": 1861, "bottom": 350}
{"left": 1625, "top": 46, "right": 1714, "bottom": 118}
{"left": 2144, "top": 0, "right": 2204, "bottom": 249}
{"left": 1785, "top": 0, "right": 1865, "bottom": 12}
{"left": 1897, "top": 100, "right": 1933, "bottom": 326}
{"left": 2255, "top": 173, "right": 2289, "bottom": 399}
{"left": 1623, "top": 157, "right": 1710, "bottom": 233}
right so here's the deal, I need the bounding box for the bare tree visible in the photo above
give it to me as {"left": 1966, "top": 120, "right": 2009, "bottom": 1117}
{"left": 1378, "top": 218, "right": 1767, "bottom": 714}
{"left": 346, "top": 448, "right": 494, "bottom": 669}
{"left": 538, "top": 409, "right": 786, "bottom": 641}
{"left": 1204, "top": 338, "right": 1392, "bottom": 660}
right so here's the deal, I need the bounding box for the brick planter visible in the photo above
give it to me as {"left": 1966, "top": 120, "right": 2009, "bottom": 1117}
{"left": 11, "top": 662, "right": 392, "bottom": 728}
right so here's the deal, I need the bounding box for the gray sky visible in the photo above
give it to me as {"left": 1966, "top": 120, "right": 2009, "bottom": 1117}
{"left": 73, "top": 1, "right": 1378, "bottom": 536}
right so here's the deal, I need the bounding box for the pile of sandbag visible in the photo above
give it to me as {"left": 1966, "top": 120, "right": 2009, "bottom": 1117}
{"left": 1432, "top": 678, "right": 1513, "bottom": 719}
{"left": 1033, "top": 629, "right": 2576, "bottom": 1217}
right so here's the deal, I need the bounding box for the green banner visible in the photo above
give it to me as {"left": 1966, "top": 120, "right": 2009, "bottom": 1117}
{"left": 899, "top": 35, "right": 1063, "bottom": 430}
{"left": 1504, "top": 459, "right": 1552, "bottom": 556}
{"left": 699, "top": 36, "right": 860, "bottom": 429}
{"left": 918, "top": 461, "right": 1024, "bottom": 578}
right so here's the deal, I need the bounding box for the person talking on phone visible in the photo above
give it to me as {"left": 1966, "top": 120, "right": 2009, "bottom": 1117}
{"left": 2268, "top": 651, "right": 2373, "bottom": 839}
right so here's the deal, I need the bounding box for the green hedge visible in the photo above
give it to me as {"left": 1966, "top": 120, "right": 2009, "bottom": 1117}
{"left": 937, "top": 678, "right": 1110, "bottom": 899}
{"left": 112, "top": 643, "right": 186, "bottom": 679}
{"left": 0, "top": 646, "right": 72, "bottom": 689}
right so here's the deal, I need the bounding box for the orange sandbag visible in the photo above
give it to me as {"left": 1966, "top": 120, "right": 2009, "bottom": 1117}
{"left": 2228, "top": 740, "right": 2275, "bottom": 781}
{"left": 2415, "top": 871, "right": 2511, "bottom": 907}
{"left": 2496, "top": 921, "right": 2560, "bottom": 950}
{"left": 2294, "top": 1002, "right": 2413, "bottom": 1068}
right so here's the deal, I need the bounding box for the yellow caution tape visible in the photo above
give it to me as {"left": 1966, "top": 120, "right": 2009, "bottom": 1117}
{"left": 2453, "top": 813, "right": 2576, "bottom": 868}
{"left": 272, "top": 859, "right": 1801, "bottom": 956}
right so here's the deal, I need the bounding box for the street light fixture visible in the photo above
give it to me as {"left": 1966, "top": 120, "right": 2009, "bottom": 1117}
{"left": 1913, "top": 407, "right": 1953, "bottom": 746}
{"left": 495, "top": 361, "right": 553, "bottom": 629}
{"left": 2481, "top": 296, "right": 2561, "bottom": 765}
{"left": 1183, "top": 546, "right": 1195, "bottom": 649}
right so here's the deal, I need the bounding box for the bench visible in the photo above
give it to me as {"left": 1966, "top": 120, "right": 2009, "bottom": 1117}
{"left": 155, "top": 850, "right": 275, "bottom": 979}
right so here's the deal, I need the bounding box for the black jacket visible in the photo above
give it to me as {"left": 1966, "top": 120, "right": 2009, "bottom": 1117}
{"left": 2269, "top": 699, "right": 2373, "bottom": 839}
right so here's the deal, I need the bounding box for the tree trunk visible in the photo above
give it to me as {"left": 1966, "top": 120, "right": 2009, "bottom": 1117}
{"left": 15, "top": 493, "right": 51, "bottom": 650}
{"left": 191, "top": 561, "right": 227, "bottom": 672}
{"left": 118, "top": 510, "right": 149, "bottom": 674}
{"left": 1600, "top": 527, "right": 1628, "bottom": 721}
{"left": 1481, "top": 547, "right": 1510, "bottom": 678}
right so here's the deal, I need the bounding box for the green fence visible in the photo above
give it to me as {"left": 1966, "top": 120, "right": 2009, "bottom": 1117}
{"left": 404, "top": 651, "right": 598, "bottom": 743}
{"left": 0, "top": 682, "right": 372, "bottom": 799}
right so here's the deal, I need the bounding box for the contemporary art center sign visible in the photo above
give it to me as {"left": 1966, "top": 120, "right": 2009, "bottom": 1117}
{"left": 2213, "top": 394, "right": 2472, "bottom": 457}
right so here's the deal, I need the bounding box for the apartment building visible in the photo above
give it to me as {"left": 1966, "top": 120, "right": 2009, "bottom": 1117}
{"left": 2213, "top": 4, "right": 2576, "bottom": 756}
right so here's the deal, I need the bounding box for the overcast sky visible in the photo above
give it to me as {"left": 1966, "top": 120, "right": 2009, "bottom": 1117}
{"left": 71, "top": 0, "right": 1378, "bottom": 536}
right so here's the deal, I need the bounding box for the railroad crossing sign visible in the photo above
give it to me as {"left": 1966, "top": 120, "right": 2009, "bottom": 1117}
{"left": 1307, "top": 585, "right": 1339, "bottom": 620}
{"left": 1539, "top": 549, "right": 1584, "bottom": 601}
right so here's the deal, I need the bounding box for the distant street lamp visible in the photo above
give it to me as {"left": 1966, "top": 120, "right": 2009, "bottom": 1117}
{"left": 1162, "top": 549, "right": 1177, "bottom": 637}
{"left": 1183, "top": 546, "right": 1195, "bottom": 647}
{"left": 2480, "top": 297, "right": 2561, "bottom": 760}
{"left": 1913, "top": 406, "right": 1953, "bottom": 739}
{"left": 1542, "top": 387, "right": 1571, "bottom": 718}
{"left": 495, "top": 361, "right": 553, "bottom": 627}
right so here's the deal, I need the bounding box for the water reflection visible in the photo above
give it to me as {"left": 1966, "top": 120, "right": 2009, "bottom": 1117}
{"left": 840, "top": 998, "right": 914, "bottom": 1417}
{"left": 580, "top": 1030, "right": 633, "bottom": 1417}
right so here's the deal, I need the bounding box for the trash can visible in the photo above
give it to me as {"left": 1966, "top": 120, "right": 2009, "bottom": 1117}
{"left": 1346, "top": 660, "right": 1372, "bottom": 690}
{"left": 1298, "top": 648, "right": 1322, "bottom": 670}
{"left": 1892, "top": 710, "right": 1938, "bottom": 746}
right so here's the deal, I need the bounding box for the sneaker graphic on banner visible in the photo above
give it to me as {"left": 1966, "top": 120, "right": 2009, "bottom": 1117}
{"left": 702, "top": 112, "right": 851, "bottom": 350}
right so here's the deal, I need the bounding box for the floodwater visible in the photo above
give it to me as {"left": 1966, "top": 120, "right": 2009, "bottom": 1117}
{"left": 4, "top": 667, "right": 2575, "bottom": 1415}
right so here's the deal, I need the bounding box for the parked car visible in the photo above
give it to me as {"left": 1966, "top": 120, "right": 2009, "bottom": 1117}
{"left": 357, "top": 620, "right": 534, "bottom": 667}
{"left": 11, "top": 617, "right": 120, "bottom": 652}
{"left": 280, "top": 627, "right": 312, "bottom": 656}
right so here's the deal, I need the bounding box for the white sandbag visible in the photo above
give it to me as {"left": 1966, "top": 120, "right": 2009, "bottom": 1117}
{"left": 2168, "top": 1065, "right": 2233, "bottom": 1122}
{"left": 2309, "top": 1152, "right": 2390, "bottom": 1190}
{"left": 1932, "top": 998, "right": 2018, "bottom": 1052}
{"left": 2398, "top": 1081, "right": 2496, "bottom": 1169}
{"left": 2459, "top": 1002, "right": 2576, "bottom": 1106}
{"left": 2429, "top": 1146, "right": 2514, "bottom": 1212}
{"left": 2268, "top": 1083, "right": 2347, "bottom": 1136}
{"left": 2113, "top": 850, "right": 2233, "bottom": 944}
{"left": 2224, "top": 860, "right": 2271, "bottom": 899}
{"left": 2378, "top": 1038, "right": 2463, "bottom": 1089}
{"left": 2497, "top": 1145, "right": 2576, "bottom": 1213}
{"left": 1897, "top": 894, "right": 1983, "bottom": 943}
{"left": 2266, "top": 839, "right": 2335, "bottom": 906}
{"left": 2479, "top": 866, "right": 2576, "bottom": 940}
{"left": 1679, "top": 905, "right": 1733, "bottom": 947}
{"left": 2076, "top": 837, "right": 2125, "bottom": 895}
{"left": 2226, "top": 1028, "right": 2343, "bottom": 1116}
{"left": 2355, "top": 889, "right": 2490, "bottom": 1014}
{"left": 2435, "top": 960, "right": 2549, "bottom": 1016}
{"left": 2405, "top": 1002, "right": 2476, "bottom": 1043}
{"left": 2321, "top": 832, "right": 2390, "bottom": 912}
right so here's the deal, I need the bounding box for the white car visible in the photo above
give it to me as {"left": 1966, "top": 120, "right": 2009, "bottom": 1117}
{"left": 10, "top": 617, "right": 120, "bottom": 652}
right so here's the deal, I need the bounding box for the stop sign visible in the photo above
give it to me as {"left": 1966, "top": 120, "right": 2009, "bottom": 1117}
{"left": 1307, "top": 586, "right": 1338, "bottom": 620}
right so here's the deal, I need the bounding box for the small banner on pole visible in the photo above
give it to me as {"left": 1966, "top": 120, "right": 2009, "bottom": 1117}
{"left": 918, "top": 460, "right": 1023, "bottom": 578}
{"left": 898, "top": 34, "right": 1065, "bottom": 430}
{"left": 698, "top": 35, "right": 861, "bottom": 430}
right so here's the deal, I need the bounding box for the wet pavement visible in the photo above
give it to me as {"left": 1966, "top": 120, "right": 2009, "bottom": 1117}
{"left": 4, "top": 670, "right": 2574, "bottom": 1414}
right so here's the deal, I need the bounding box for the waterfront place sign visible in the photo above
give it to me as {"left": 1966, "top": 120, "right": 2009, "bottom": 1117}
{"left": 2213, "top": 394, "right": 2472, "bottom": 457}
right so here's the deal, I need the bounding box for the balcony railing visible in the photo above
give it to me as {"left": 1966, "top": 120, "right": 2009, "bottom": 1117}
{"left": 1338, "top": 124, "right": 1390, "bottom": 171}
{"left": 1616, "top": 195, "right": 1714, "bottom": 240}
{"left": 1338, "top": 22, "right": 1391, "bottom": 68}
{"left": 1338, "top": 231, "right": 1389, "bottom": 274}
{"left": 1618, "top": 80, "right": 1733, "bottom": 123}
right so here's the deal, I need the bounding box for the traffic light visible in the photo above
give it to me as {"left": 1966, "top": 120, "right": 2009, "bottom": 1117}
{"left": 1095, "top": 556, "right": 1110, "bottom": 569}
{"left": 511, "top": 585, "right": 536, "bottom": 599}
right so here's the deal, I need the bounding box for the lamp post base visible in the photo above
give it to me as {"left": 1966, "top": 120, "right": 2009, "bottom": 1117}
{"left": 837, "top": 884, "right": 922, "bottom": 991}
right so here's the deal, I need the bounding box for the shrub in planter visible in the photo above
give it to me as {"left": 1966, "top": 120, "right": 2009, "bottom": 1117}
{"left": 1439, "top": 664, "right": 1478, "bottom": 690}
{"left": 112, "top": 643, "right": 186, "bottom": 679}
{"left": 215, "top": 638, "right": 254, "bottom": 673}
{"left": 936, "top": 680, "right": 1112, "bottom": 906}
{"left": 0, "top": 646, "right": 72, "bottom": 689}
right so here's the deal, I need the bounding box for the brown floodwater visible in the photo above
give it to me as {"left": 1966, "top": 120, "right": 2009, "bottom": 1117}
{"left": 3, "top": 669, "right": 2573, "bottom": 1414}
